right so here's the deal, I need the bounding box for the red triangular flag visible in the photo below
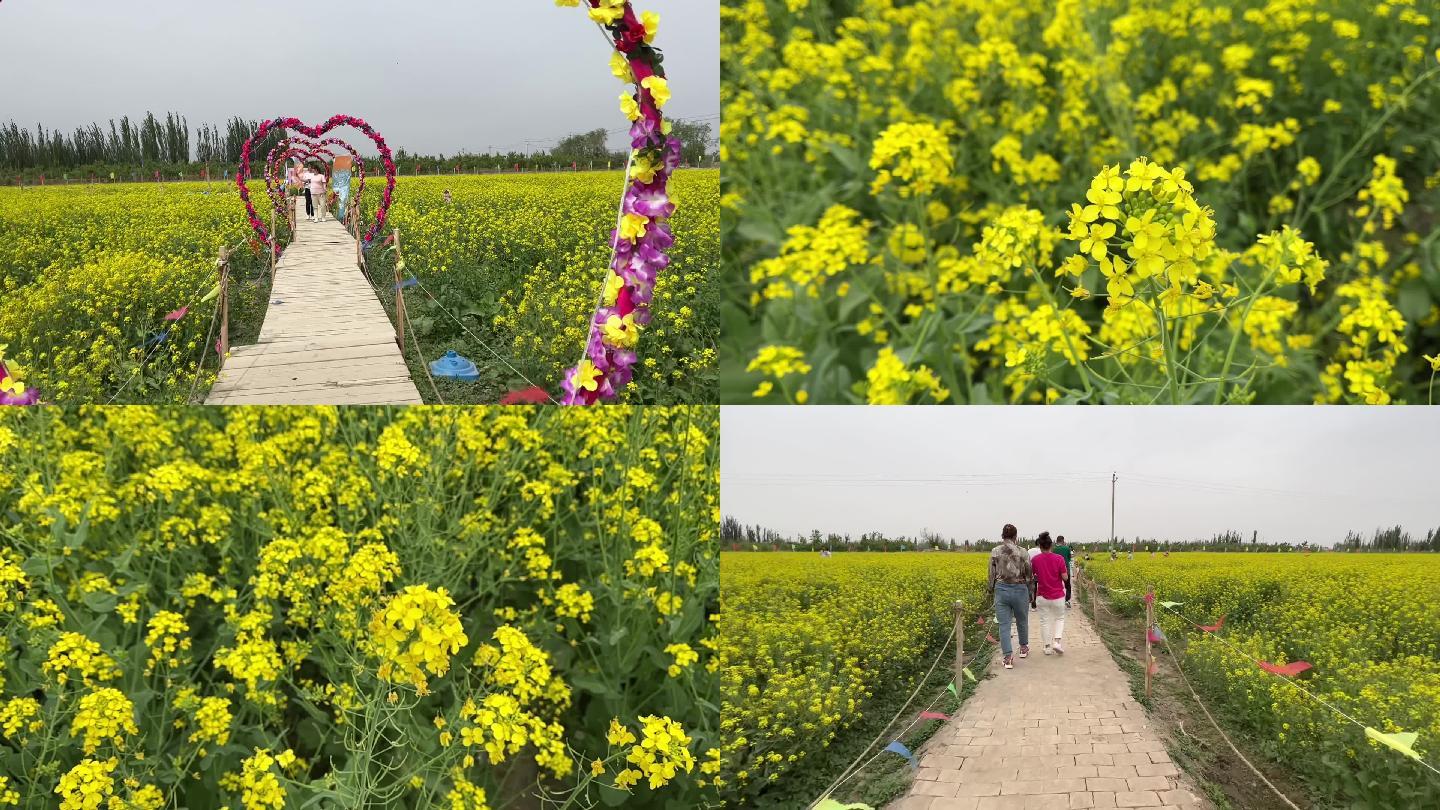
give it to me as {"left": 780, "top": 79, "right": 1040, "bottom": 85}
{"left": 1258, "top": 661, "right": 1312, "bottom": 677}
{"left": 164, "top": 306, "right": 189, "bottom": 321}
{"left": 918, "top": 711, "right": 950, "bottom": 721}
{"left": 985, "top": 634, "right": 997, "bottom": 644}
{"left": 1200, "top": 615, "right": 1225, "bottom": 633}
{"left": 499, "top": 386, "right": 551, "bottom": 405}
{"left": 976, "top": 616, "right": 985, "bottom": 625}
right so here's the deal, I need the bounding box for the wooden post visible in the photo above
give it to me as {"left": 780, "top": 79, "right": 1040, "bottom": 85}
{"left": 353, "top": 205, "right": 362, "bottom": 267}
{"left": 1144, "top": 584, "right": 1155, "bottom": 700}
{"left": 393, "top": 228, "right": 406, "bottom": 354}
{"left": 953, "top": 600, "right": 964, "bottom": 695}
{"left": 217, "top": 247, "right": 230, "bottom": 370}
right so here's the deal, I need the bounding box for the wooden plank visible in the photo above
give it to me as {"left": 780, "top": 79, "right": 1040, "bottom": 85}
{"left": 208, "top": 363, "right": 414, "bottom": 395}
{"left": 212, "top": 348, "right": 412, "bottom": 376}
{"left": 207, "top": 380, "right": 420, "bottom": 400}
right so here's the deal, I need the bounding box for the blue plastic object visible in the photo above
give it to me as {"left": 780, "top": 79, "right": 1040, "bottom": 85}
{"left": 429, "top": 350, "right": 479, "bottom": 381}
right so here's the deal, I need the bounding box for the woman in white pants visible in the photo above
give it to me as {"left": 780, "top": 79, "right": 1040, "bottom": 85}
{"left": 307, "top": 168, "right": 329, "bottom": 222}
{"left": 1030, "top": 532, "right": 1070, "bottom": 654}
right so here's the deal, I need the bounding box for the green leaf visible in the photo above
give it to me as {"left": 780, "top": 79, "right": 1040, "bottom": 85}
{"left": 81, "top": 591, "right": 117, "bottom": 613}
{"left": 1396, "top": 280, "right": 1431, "bottom": 323}
{"left": 570, "top": 673, "right": 618, "bottom": 698}
{"left": 826, "top": 143, "right": 863, "bottom": 174}
{"left": 598, "top": 784, "right": 633, "bottom": 807}
{"left": 735, "top": 219, "right": 784, "bottom": 248}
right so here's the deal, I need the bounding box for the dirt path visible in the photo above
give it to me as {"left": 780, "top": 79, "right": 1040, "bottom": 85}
{"left": 889, "top": 607, "right": 1209, "bottom": 810}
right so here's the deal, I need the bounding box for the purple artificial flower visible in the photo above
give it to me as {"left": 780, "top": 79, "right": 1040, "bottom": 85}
{"left": 603, "top": 364, "right": 633, "bottom": 391}
{"left": 661, "top": 137, "right": 683, "bottom": 172}
{"left": 630, "top": 116, "right": 661, "bottom": 150}
{"left": 624, "top": 182, "right": 675, "bottom": 218}
{"left": 0, "top": 386, "right": 40, "bottom": 406}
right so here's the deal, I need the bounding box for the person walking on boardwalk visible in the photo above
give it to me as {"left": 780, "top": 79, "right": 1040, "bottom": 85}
{"left": 1054, "top": 534, "right": 1073, "bottom": 607}
{"left": 1031, "top": 533, "right": 1069, "bottom": 655}
{"left": 988, "top": 523, "right": 1032, "bottom": 670}
{"left": 299, "top": 165, "right": 316, "bottom": 221}
{"left": 308, "top": 166, "right": 329, "bottom": 222}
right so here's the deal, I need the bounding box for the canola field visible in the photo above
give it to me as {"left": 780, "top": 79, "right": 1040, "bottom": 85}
{"left": 0, "top": 406, "right": 719, "bottom": 808}
{"left": 0, "top": 169, "right": 718, "bottom": 405}
{"left": 1087, "top": 552, "right": 1440, "bottom": 808}
{"left": 0, "top": 182, "right": 264, "bottom": 404}
{"left": 354, "top": 171, "right": 719, "bottom": 404}
{"left": 718, "top": 552, "right": 988, "bottom": 806}
{"left": 721, "top": 0, "right": 1440, "bottom": 405}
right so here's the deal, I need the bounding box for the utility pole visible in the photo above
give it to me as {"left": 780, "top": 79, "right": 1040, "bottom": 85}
{"left": 1110, "top": 472, "right": 1118, "bottom": 549}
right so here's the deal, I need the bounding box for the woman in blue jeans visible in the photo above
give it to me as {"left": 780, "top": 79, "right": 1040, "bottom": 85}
{"left": 988, "top": 523, "right": 1034, "bottom": 669}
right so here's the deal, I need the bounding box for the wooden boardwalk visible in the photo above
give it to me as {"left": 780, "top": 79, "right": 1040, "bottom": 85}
{"left": 206, "top": 200, "right": 422, "bottom": 405}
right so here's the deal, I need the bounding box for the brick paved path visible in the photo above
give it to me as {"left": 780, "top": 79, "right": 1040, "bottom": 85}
{"left": 889, "top": 606, "right": 1208, "bottom": 810}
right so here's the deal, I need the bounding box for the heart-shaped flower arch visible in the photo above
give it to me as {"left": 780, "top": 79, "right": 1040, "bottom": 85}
{"left": 558, "top": 0, "right": 681, "bottom": 405}
{"left": 238, "top": 115, "right": 395, "bottom": 248}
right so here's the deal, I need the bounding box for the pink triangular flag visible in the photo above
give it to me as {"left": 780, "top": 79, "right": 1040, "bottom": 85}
{"left": 1200, "top": 615, "right": 1225, "bottom": 633}
{"left": 919, "top": 711, "right": 950, "bottom": 721}
{"left": 986, "top": 634, "right": 997, "bottom": 644}
{"left": 976, "top": 616, "right": 985, "bottom": 625}
{"left": 1258, "top": 661, "right": 1312, "bottom": 677}
{"left": 1147, "top": 658, "right": 1159, "bottom": 676}
{"left": 164, "top": 306, "right": 189, "bottom": 321}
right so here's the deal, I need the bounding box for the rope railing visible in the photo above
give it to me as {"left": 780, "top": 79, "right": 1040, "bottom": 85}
{"left": 1082, "top": 572, "right": 1440, "bottom": 779}
{"left": 102, "top": 235, "right": 252, "bottom": 404}
{"left": 809, "top": 601, "right": 997, "bottom": 808}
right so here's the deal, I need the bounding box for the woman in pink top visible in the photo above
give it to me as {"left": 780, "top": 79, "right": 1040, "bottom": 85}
{"left": 307, "top": 167, "right": 330, "bottom": 222}
{"left": 1031, "top": 532, "right": 1070, "bottom": 654}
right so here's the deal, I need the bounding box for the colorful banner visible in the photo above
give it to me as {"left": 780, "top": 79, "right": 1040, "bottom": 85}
{"left": 1365, "top": 728, "right": 1423, "bottom": 762}
{"left": 883, "top": 741, "right": 917, "bottom": 769}
{"left": 1258, "top": 661, "right": 1312, "bottom": 677}
{"left": 332, "top": 168, "right": 353, "bottom": 219}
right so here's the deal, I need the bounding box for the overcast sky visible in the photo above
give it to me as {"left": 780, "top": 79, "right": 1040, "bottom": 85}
{"left": 721, "top": 408, "right": 1440, "bottom": 546}
{"left": 0, "top": 0, "right": 718, "bottom": 155}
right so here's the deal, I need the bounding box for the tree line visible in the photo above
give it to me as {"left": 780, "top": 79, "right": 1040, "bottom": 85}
{"left": 1339, "top": 525, "right": 1440, "bottom": 552}
{"left": 721, "top": 516, "right": 1440, "bottom": 553}
{"left": 0, "top": 112, "right": 716, "bottom": 182}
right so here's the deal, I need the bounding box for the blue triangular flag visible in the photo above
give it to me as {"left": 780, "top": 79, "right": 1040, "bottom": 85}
{"left": 395, "top": 276, "right": 419, "bottom": 290}
{"left": 883, "top": 741, "right": 917, "bottom": 769}
{"left": 144, "top": 330, "right": 169, "bottom": 347}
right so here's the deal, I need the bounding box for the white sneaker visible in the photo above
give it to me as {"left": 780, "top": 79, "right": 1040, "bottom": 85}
{"left": 1043, "top": 645, "right": 1053, "bottom": 655}
{"left": 1053, "top": 641, "right": 1065, "bottom": 655}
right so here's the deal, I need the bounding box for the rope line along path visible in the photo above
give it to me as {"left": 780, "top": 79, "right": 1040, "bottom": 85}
{"left": 891, "top": 606, "right": 1209, "bottom": 810}
{"left": 205, "top": 198, "right": 422, "bottom": 405}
